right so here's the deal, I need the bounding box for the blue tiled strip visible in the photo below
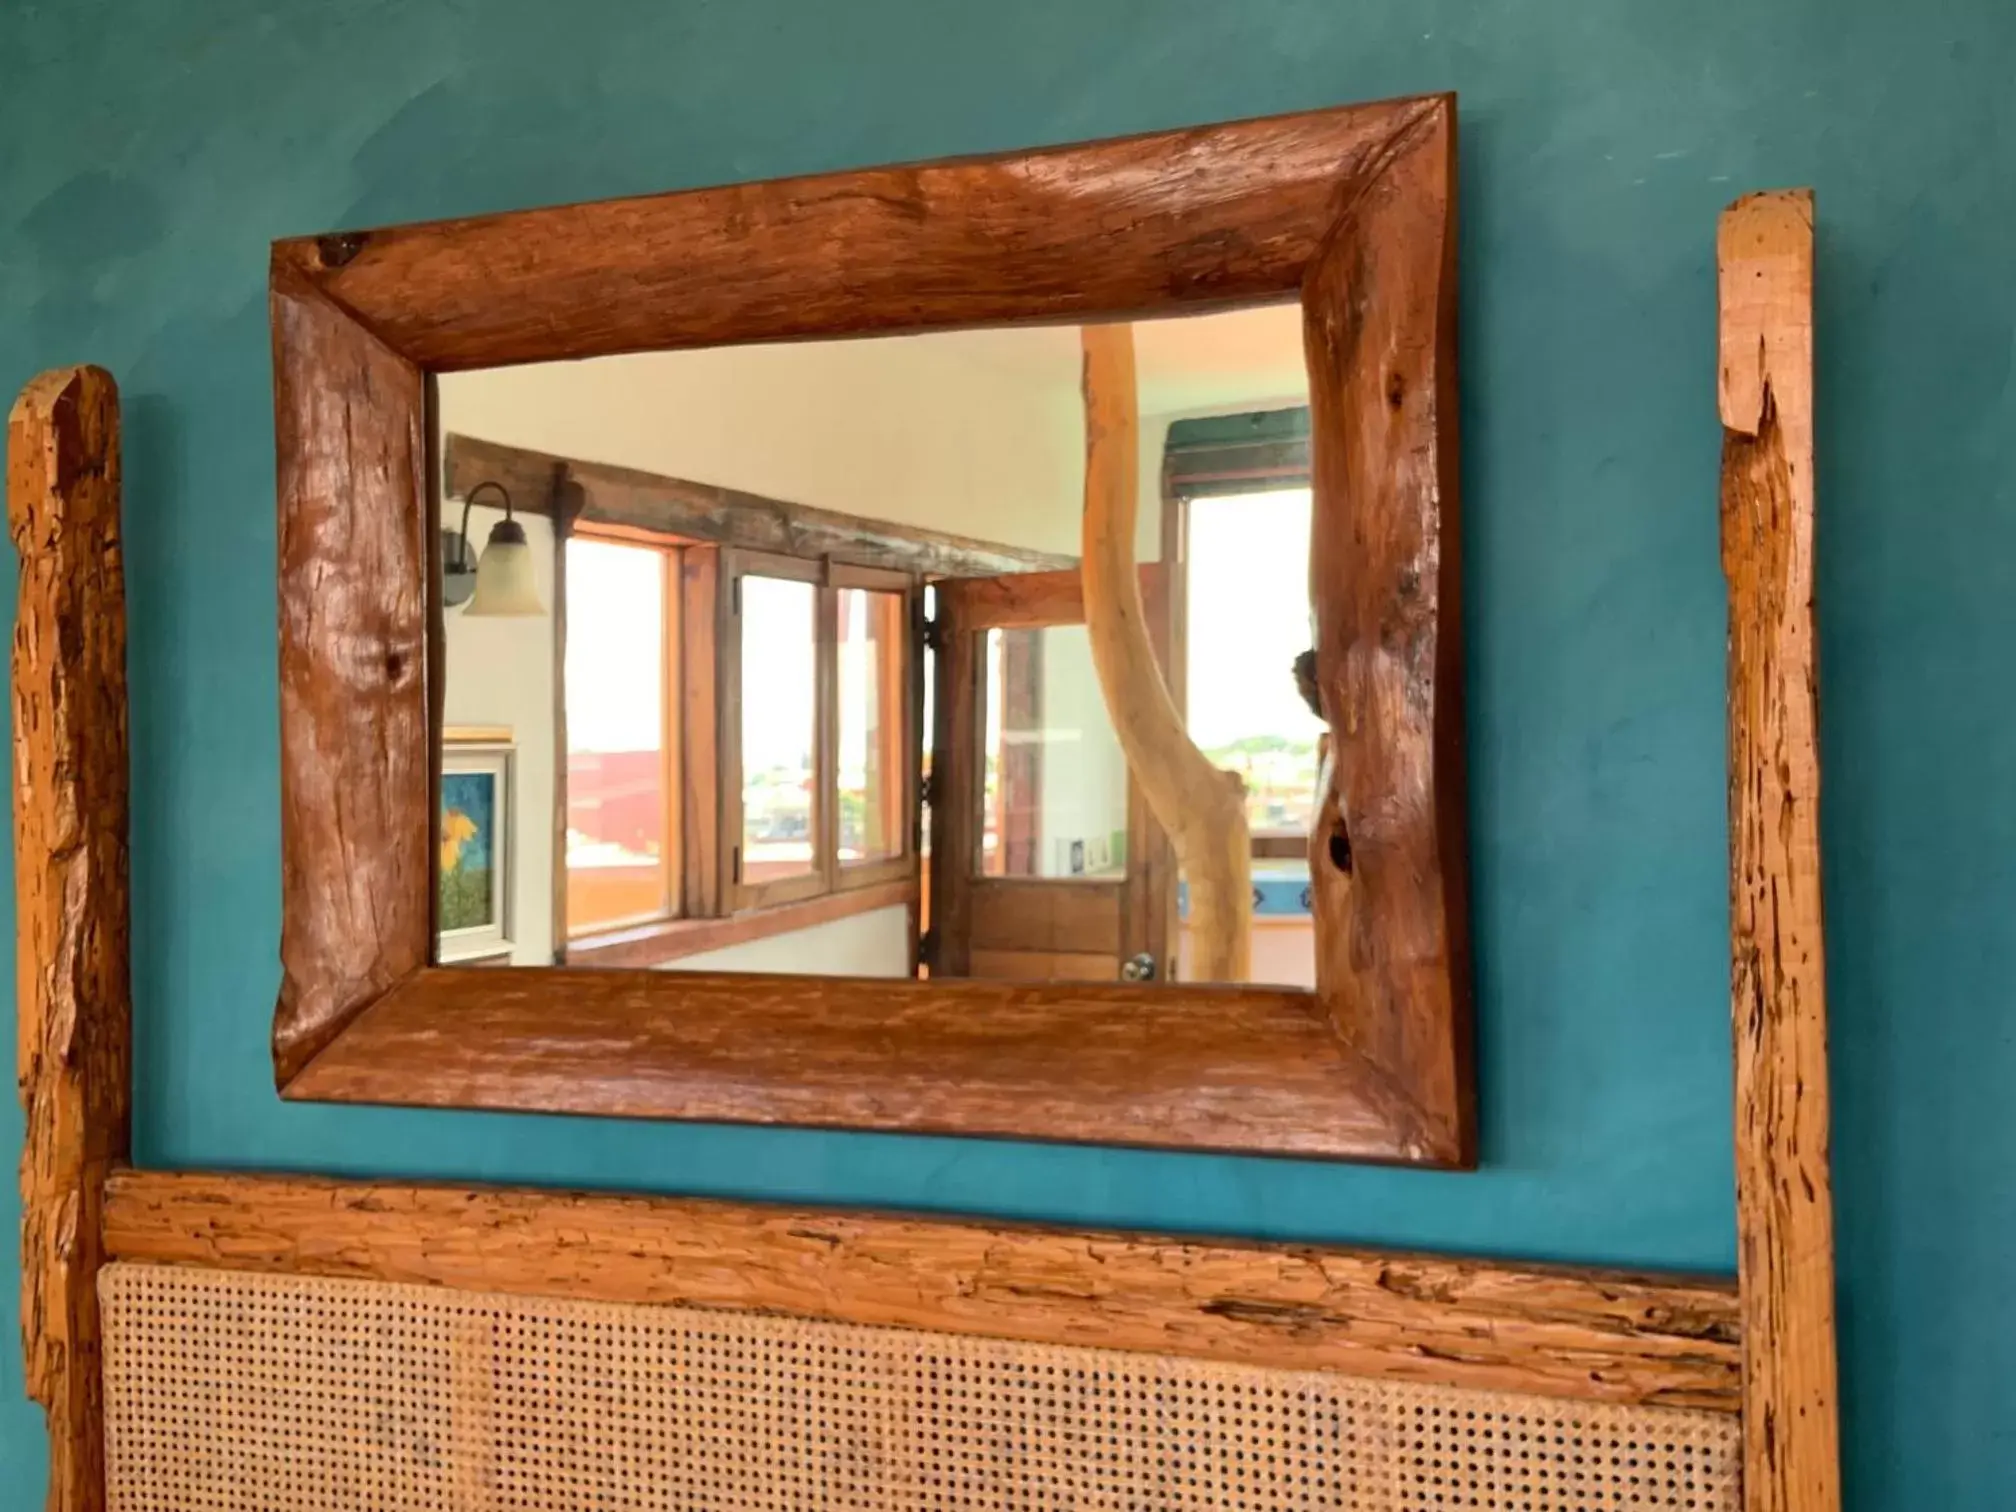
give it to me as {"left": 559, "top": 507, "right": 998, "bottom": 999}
{"left": 1177, "top": 873, "right": 1312, "bottom": 919}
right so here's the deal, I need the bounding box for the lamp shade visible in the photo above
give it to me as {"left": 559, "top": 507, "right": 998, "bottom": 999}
{"left": 463, "top": 518, "right": 545, "bottom": 616}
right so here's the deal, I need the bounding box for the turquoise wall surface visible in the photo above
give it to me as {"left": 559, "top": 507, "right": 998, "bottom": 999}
{"left": 3, "top": 2, "right": 2010, "bottom": 1505}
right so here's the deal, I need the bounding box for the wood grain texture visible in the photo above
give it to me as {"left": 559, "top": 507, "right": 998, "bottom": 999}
{"left": 1081, "top": 323, "right": 1251, "bottom": 982}
{"left": 966, "top": 879, "right": 1122, "bottom": 954}
{"left": 284, "top": 967, "right": 1437, "bottom": 1160}
{"left": 1717, "top": 188, "right": 1841, "bottom": 1512}
{"left": 448, "top": 432, "right": 1070, "bottom": 576}
{"left": 283, "top": 100, "right": 1436, "bottom": 371}
{"left": 271, "top": 264, "right": 429, "bottom": 1083}
{"left": 9, "top": 365, "right": 132, "bottom": 1512}
{"left": 1301, "top": 99, "right": 1473, "bottom": 1166}
{"left": 101, "top": 1169, "right": 1742, "bottom": 1413}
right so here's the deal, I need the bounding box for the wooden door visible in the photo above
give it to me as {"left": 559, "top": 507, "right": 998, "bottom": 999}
{"left": 926, "top": 567, "right": 1175, "bottom": 982}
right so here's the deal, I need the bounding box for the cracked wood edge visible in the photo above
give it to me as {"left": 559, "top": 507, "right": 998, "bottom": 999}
{"left": 1718, "top": 188, "right": 1841, "bottom": 1512}
{"left": 1301, "top": 97, "right": 1473, "bottom": 1162}
{"left": 104, "top": 1169, "right": 1740, "bottom": 1412}
{"left": 9, "top": 365, "right": 132, "bottom": 1512}
{"left": 270, "top": 262, "right": 430, "bottom": 1083}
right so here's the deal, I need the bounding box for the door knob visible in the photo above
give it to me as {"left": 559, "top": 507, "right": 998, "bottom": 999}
{"left": 1121, "top": 952, "right": 1158, "bottom": 982}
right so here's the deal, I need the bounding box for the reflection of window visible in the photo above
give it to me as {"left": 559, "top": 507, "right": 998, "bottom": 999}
{"left": 980, "top": 624, "right": 1128, "bottom": 879}
{"left": 729, "top": 555, "right": 913, "bottom": 908}
{"left": 1184, "top": 487, "right": 1325, "bottom": 838}
{"left": 565, "top": 539, "right": 674, "bottom": 935}
{"left": 836, "top": 587, "right": 906, "bottom": 865}
{"left": 564, "top": 536, "right": 916, "bottom": 946}
{"left": 737, "top": 573, "right": 819, "bottom": 897}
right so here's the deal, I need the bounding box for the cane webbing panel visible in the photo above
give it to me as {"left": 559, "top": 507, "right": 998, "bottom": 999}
{"left": 102, "top": 1262, "right": 1738, "bottom": 1510}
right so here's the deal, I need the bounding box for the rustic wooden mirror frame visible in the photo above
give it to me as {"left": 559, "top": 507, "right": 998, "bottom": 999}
{"left": 267, "top": 93, "right": 1472, "bottom": 1165}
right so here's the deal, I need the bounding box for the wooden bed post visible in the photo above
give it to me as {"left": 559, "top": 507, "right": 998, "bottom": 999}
{"left": 1719, "top": 190, "right": 1842, "bottom": 1512}
{"left": 9, "top": 366, "right": 131, "bottom": 1512}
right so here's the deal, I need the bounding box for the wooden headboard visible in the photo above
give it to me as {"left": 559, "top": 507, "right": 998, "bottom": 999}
{"left": 7, "top": 189, "right": 1835, "bottom": 1510}
{"left": 92, "top": 1172, "right": 1745, "bottom": 1508}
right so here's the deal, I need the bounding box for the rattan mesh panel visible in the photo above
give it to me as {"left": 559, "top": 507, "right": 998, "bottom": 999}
{"left": 102, "top": 1262, "right": 1738, "bottom": 1510}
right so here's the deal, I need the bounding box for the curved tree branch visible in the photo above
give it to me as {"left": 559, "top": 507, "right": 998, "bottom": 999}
{"left": 1079, "top": 324, "right": 1251, "bottom": 982}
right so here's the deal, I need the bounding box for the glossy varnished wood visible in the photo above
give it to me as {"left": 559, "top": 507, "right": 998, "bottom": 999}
{"left": 9, "top": 366, "right": 131, "bottom": 1512}
{"left": 1301, "top": 99, "right": 1473, "bottom": 1164}
{"left": 285, "top": 968, "right": 1437, "bottom": 1160}
{"left": 272, "top": 264, "right": 430, "bottom": 1082}
{"left": 283, "top": 102, "right": 1429, "bottom": 372}
{"left": 102, "top": 1169, "right": 1742, "bottom": 1413}
{"left": 1718, "top": 189, "right": 1840, "bottom": 1512}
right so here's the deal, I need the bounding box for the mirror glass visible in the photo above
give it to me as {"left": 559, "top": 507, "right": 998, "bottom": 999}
{"left": 435, "top": 304, "right": 1320, "bottom": 986}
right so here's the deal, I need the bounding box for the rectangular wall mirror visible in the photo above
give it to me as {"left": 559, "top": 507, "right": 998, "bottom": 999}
{"left": 435, "top": 306, "right": 1321, "bottom": 988}
{"left": 269, "top": 93, "right": 1472, "bottom": 1164}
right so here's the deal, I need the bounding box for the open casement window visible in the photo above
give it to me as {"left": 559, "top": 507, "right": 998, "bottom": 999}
{"left": 926, "top": 567, "right": 1177, "bottom": 982}
{"left": 720, "top": 551, "right": 917, "bottom": 913}
{"left": 563, "top": 535, "right": 920, "bottom": 961}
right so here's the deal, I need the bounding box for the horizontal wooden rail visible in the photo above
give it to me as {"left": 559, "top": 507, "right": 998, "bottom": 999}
{"left": 104, "top": 1169, "right": 1741, "bottom": 1413}
{"left": 446, "top": 433, "right": 1073, "bottom": 576}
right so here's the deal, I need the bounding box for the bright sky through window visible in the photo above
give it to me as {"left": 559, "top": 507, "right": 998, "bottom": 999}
{"left": 565, "top": 540, "right": 661, "bottom": 752}
{"left": 1185, "top": 487, "right": 1325, "bottom": 833}
{"left": 1186, "top": 488, "right": 1322, "bottom": 748}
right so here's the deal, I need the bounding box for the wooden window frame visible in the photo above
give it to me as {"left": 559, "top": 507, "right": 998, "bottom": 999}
{"left": 557, "top": 532, "right": 686, "bottom": 942}
{"left": 559, "top": 537, "right": 920, "bottom": 957}
{"left": 267, "top": 94, "right": 1475, "bottom": 1165}
{"left": 719, "top": 550, "right": 919, "bottom": 913}
{"left": 827, "top": 562, "right": 919, "bottom": 893}
{"left": 721, "top": 548, "right": 831, "bottom": 912}
{"left": 449, "top": 442, "right": 1007, "bottom": 971}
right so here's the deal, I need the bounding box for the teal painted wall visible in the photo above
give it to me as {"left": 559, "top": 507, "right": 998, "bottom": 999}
{"left": 2, "top": 1, "right": 2009, "bottom": 1505}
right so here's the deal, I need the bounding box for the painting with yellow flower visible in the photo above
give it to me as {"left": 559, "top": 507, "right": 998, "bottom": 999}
{"left": 438, "top": 735, "right": 513, "bottom": 960}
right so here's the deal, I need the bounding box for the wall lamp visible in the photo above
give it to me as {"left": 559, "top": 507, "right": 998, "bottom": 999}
{"left": 444, "top": 481, "right": 545, "bottom": 616}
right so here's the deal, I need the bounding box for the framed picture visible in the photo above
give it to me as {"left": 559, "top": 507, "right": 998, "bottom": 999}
{"left": 439, "top": 729, "right": 514, "bottom": 963}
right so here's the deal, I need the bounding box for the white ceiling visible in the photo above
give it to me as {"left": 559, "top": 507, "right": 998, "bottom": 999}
{"left": 1133, "top": 302, "right": 1308, "bottom": 416}
{"left": 912, "top": 302, "right": 1308, "bottom": 419}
